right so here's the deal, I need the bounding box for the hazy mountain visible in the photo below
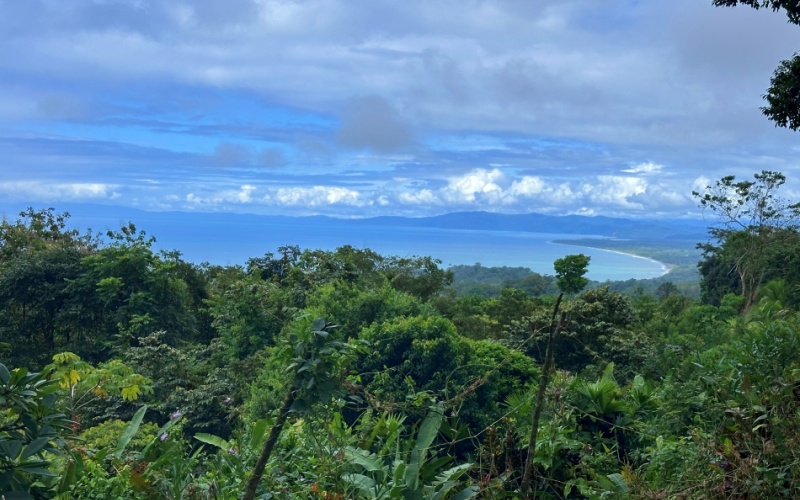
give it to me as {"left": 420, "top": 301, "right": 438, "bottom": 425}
{"left": 0, "top": 204, "right": 709, "bottom": 243}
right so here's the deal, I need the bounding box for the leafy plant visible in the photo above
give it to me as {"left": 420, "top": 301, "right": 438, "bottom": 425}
{"left": 0, "top": 362, "right": 75, "bottom": 498}
{"left": 342, "top": 403, "right": 478, "bottom": 499}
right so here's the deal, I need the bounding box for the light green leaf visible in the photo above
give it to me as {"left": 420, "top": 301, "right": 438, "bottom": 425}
{"left": 194, "top": 433, "right": 230, "bottom": 451}
{"left": 342, "top": 472, "right": 376, "bottom": 496}
{"left": 114, "top": 405, "right": 147, "bottom": 459}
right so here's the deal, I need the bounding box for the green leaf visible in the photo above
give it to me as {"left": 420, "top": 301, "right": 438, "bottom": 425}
{"left": 414, "top": 404, "right": 444, "bottom": 454}
{"left": 0, "top": 363, "right": 10, "bottom": 384}
{"left": 250, "top": 419, "right": 269, "bottom": 450}
{"left": 114, "top": 405, "right": 147, "bottom": 459}
{"left": 0, "top": 439, "right": 23, "bottom": 459}
{"left": 341, "top": 472, "right": 376, "bottom": 496}
{"left": 20, "top": 437, "right": 50, "bottom": 460}
{"left": 17, "top": 465, "right": 57, "bottom": 477}
{"left": 344, "top": 446, "right": 383, "bottom": 473}
{"left": 194, "top": 433, "right": 230, "bottom": 451}
{"left": 452, "top": 486, "right": 479, "bottom": 500}
{"left": 120, "top": 385, "right": 142, "bottom": 401}
{"left": 312, "top": 317, "right": 326, "bottom": 331}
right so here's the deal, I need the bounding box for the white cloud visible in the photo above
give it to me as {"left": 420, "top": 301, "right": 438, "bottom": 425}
{"left": 185, "top": 185, "right": 259, "bottom": 205}
{"left": 442, "top": 168, "right": 505, "bottom": 203}
{"left": 0, "top": 181, "right": 119, "bottom": 201}
{"left": 623, "top": 161, "right": 664, "bottom": 175}
{"left": 582, "top": 176, "right": 648, "bottom": 208}
{"left": 272, "top": 186, "right": 364, "bottom": 207}
{"left": 692, "top": 176, "right": 711, "bottom": 194}
{"left": 398, "top": 189, "right": 438, "bottom": 205}
{"left": 509, "top": 176, "right": 545, "bottom": 196}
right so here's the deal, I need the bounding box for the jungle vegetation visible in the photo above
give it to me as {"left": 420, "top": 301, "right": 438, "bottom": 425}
{"left": 3, "top": 171, "right": 800, "bottom": 498}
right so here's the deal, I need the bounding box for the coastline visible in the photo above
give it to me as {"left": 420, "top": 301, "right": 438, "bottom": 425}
{"left": 551, "top": 239, "right": 673, "bottom": 278}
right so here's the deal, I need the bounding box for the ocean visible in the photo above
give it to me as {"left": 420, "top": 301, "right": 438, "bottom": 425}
{"left": 2, "top": 205, "right": 670, "bottom": 282}
{"left": 119, "top": 214, "right": 667, "bottom": 282}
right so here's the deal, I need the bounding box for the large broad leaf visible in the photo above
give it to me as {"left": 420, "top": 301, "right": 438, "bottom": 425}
{"left": 405, "top": 403, "right": 444, "bottom": 490}
{"left": 114, "top": 405, "right": 147, "bottom": 459}
{"left": 249, "top": 419, "right": 270, "bottom": 450}
{"left": 341, "top": 472, "right": 376, "bottom": 497}
{"left": 194, "top": 433, "right": 230, "bottom": 451}
{"left": 451, "top": 486, "right": 480, "bottom": 500}
{"left": 0, "top": 439, "right": 23, "bottom": 460}
{"left": 20, "top": 437, "right": 50, "bottom": 460}
{"left": 344, "top": 446, "right": 384, "bottom": 473}
{"left": 0, "top": 363, "right": 10, "bottom": 384}
{"left": 414, "top": 404, "right": 444, "bottom": 454}
{"left": 424, "top": 464, "right": 474, "bottom": 500}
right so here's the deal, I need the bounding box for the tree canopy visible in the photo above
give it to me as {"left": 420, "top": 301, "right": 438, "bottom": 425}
{"left": 694, "top": 170, "right": 800, "bottom": 309}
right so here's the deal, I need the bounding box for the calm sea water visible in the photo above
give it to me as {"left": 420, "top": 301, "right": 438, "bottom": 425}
{"left": 10, "top": 205, "right": 669, "bottom": 282}
{"left": 124, "top": 215, "right": 667, "bottom": 282}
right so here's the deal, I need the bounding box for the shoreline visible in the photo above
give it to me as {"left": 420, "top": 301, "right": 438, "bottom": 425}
{"left": 550, "top": 239, "right": 672, "bottom": 278}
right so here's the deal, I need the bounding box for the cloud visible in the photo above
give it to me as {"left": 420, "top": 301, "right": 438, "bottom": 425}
{"left": 35, "top": 94, "right": 90, "bottom": 120}
{"left": 509, "top": 176, "right": 546, "bottom": 196}
{"left": 622, "top": 161, "right": 664, "bottom": 175}
{"left": 336, "top": 95, "right": 414, "bottom": 153}
{"left": 257, "top": 147, "right": 286, "bottom": 168}
{"left": 185, "top": 184, "right": 258, "bottom": 206}
{"left": 398, "top": 188, "right": 438, "bottom": 205}
{"left": 0, "top": 181, "right": 120, "bottom": 201}
{"left": 210, "top": 142, "right": 251, "bottom": 167}
{"left": 2, "top": 0, "right": 798, "bottom": 218}
{"left": 582, "top": 176, "right": 648, "bottom": 208}
{"left": 692, "top": 176, "right": 712, "bottom": 194}
{"left": 442, "top": 168, "right": 505, "bottom": 203}
{"left": 271, "top": 186, "right": 364, "bottom": 207}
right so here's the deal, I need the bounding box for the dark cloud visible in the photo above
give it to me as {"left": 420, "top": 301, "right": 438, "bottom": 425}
{"left": 336, "top": 95, "right": 414, "bottom": 153}
{"left": 35, "top": 94, "right": 90, "bottom": 120}
{"left": 257, "top": 147, "right": 286, "bottom": 168}
{"left": 209, "top": 142, "right": 251, "bottom": 167}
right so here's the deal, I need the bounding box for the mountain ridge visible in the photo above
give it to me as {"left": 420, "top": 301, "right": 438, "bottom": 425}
{"left": 0, "top": 203, "right": 709, "bottom": 242}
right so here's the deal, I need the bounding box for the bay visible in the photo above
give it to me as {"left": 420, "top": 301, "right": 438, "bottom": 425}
{"left": 126, "top": 215, "right": 667, "bottom": 282}
{"left": 1, "top": 204, "right": 670, "bottom": 282}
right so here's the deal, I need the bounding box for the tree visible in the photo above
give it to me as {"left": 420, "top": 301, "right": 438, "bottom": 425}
{"left": 712, "top": 1, "right": 800, "bottom": 25}
{"left": 693, "top": 170, "right": 800, "bottom": 309}
{"left": 712, "top": 1, "right": 800, "bottom": 130}
{"left": 553, "top": 254, "right": 590, "bottom": 294}
{"left": 522, "top": 253, "right": 590, "bottom": 497}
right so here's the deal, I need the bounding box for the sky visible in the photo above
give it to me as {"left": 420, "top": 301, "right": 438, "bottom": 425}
{"left": 1, "top": 0, "right": 799, "bottom": 220}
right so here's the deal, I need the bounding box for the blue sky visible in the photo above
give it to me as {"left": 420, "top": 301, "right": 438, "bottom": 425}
{"left": 1, "top": 0, "right": 799, "bottom": 219}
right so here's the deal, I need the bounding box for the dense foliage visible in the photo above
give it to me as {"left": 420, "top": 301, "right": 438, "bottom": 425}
{"left": 2, "top": 200, "right": 800, "bottom": 498}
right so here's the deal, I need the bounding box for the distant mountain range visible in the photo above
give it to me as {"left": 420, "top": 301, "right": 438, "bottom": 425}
{"left": 347, "top": 211, "right": 709, "bottom": 241}
{"left": 0, "top": 203, "right": 709, "bottom": 243}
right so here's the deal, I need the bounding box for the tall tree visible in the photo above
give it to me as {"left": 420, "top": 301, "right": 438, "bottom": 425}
{"left": 553, "top": 254, "right": 590, "bottom": 295}
{"left": 694, "top": 170, "right": 800, "bottom": 309}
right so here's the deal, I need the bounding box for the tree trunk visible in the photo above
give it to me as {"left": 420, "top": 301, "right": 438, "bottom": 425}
{"left": 243, "top": 385, "right": 296, "bottom": 500}
{"left": 520, "top": 293, "right": 563, "bottom": 499}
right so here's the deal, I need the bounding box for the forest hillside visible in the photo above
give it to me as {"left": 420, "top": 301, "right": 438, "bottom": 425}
{"left": 2, "top": 173, "right": 800, "bottom": 498}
